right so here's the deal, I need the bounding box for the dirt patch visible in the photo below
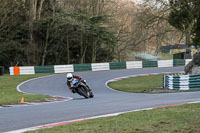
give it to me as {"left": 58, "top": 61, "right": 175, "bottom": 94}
{"left": 44, "top": 97, "right": 69, "bottom": 102}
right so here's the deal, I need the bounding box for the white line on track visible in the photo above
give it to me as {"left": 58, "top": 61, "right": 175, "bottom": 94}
{"left": 5, "top": 101, "right": 200, "bottom": 133}
{"left": 2, "top": 107, "right": 155, "bottom": 133}
{"left": 6, "top": 70, "right": 200, "bottom": 133}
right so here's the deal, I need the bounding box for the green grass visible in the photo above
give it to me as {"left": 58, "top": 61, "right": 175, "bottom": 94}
{"left": 108, "top": 74, "right": 200, "bottom": 93}
{"left": 27, "top": 103, "right": 200, "bottom": 133}
{"left": 108, "top": 74, "right": 164, "bottom": 93}
{"left": 157, "top": 52, "right": 173, "bottom": 60}
{"left": 0, "top": 74, "right": 52, "bottom": 106}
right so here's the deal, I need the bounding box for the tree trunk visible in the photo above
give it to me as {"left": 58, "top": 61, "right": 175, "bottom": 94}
{"left": 41, "top": 29, "right": 49, "bottom": 66}
{"left": 143, "top": 29, "right": 148, "bottom": 53}
{"left": 185, "top": 25, "right": 190, "bottom": 48}
{"left": 80, "top": 45, "right": 87, "bottom": 64}
{"left": 38, "top": 0, "right": 45, "bottom": 19}
{"left": 92, "top": 41, "right": 97, "bottom": 63}
{"left": 28, "top": 0, "right": 37, "bottom": 65}
{"left": 118, "top": 52, "right": 121, "bottom": 62}
{"left": 80, "top": 32, "right": 88, "bottom": 64}
{"left": 66, "top": 33, "right": 70, "bottom": 64}
{"left": 154, "top": 37, "right": 161, "bottom": 56}
{"left": 33, "top": 0, "right": 37, "bottom": 20}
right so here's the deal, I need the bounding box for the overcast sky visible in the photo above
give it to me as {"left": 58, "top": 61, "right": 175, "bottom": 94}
{"left": 133, "top": 0, "right": 143, "bottom": 4}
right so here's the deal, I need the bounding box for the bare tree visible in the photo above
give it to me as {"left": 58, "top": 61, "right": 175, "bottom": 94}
{"left": 28, "top": 0, "right": 46, "bottom": 65}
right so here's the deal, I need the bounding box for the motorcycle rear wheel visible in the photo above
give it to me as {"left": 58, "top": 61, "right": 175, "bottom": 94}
{"left": 76, "top": 86, "right": 89, "bottom": 98}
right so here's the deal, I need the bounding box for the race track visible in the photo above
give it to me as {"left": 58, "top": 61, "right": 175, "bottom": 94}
{"left": 1, "top": 67, "right": 200, "bottom": 132}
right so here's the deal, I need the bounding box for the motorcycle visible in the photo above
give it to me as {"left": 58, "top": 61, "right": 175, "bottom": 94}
{"left": 71, "top": 79, "right": 94, "bottom": 99}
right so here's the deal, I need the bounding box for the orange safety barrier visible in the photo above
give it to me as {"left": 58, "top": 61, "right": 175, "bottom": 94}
{"left": 14, "top": 66, "right": 20, "bottom": 75}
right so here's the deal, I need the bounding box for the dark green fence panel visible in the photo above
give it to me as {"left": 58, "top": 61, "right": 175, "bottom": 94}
{"left": 109, "top": 62, "right": 126, "bottom": 70}
{"left": 173, "top": 52, "right": 184, "bottom": 59}
{"left": 173, "top": 59, "right": 185, "bottom": 67}
{"left": 142, "top": 61, "right": 158, "bottom": 68}
{"left": 34, "top": 66, "right": 54, "bottom": 74}
{"left": 73, "top": 64, "right": 92, "bottom": 72}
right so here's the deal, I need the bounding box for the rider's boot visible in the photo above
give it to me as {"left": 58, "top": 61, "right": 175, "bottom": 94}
{"left": 70, "top": 88, "right": 76, "bottom": 93}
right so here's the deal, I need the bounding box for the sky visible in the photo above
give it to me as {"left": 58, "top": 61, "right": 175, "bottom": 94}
{"left": 134, "top": 0, "right": 143, "bottom": 4}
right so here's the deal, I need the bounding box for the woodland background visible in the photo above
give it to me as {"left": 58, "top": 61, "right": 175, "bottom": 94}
{"left": 1, "top": 0, "right": 200, "bottom": 70}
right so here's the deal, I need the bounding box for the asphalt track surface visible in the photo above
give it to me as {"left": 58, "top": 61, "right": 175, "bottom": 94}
{"left": 1, "top": 67, "right": 200, "bottom": 132}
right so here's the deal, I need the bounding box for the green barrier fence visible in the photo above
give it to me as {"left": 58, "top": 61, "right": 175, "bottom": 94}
{"left": 173, "top": 59, "right": 185, "bottom": 67}
{"left": 163, "top": 74, "right": 200, "bottom": 90}
{"left": 73, "top": 64, "right": 92, "bottom": 72}
{"left": 34, "top": 66, "right": 54, "bottom": 74}
{"left": 109, "top": 62, "right": 126, "bottom": 70}
{"left": 10, "top": 59, "right": 192, "bottom": 75}
{"left": 142, "top": 61, "right": 158, "bottom": 68}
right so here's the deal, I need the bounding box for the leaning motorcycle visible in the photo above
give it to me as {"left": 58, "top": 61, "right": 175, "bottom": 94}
{"left": 71, "top": 79, "right": 94, "bottom": 98}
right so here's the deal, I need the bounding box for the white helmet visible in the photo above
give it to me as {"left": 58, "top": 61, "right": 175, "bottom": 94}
{"left": 66, "top": 73, "right": 73, "bottom": 81}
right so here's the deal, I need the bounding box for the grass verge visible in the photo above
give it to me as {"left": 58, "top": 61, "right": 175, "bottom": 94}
{"left": 27, "top": 103, "right": 200, "bottom": 133}
{"left": 157, "top": 52, "right": 173, "bottom": 60}
{"left": 108, "top": 74, "right": 196, "bottom": 93}
{"left": 108, "top": 74, "right": 165, "bottom": 93}
{"left": 0, "top": 74, "right": 52, "bottom": 106}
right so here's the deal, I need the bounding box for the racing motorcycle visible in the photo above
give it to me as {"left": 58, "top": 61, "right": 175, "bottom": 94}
{"left": 71, "top": 79, "right": 94, "bottom": 99}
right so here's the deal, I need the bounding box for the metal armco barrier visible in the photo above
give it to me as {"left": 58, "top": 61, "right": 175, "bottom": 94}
{"left": 9, "top": 59, "right": 192, "bottom": 75}
{"left": 163, "top": 74, "right": 200, "bottom": 90}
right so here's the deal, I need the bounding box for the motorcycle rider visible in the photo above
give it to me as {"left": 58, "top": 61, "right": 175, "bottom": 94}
{"left": 66, "top": 73, "right": 94, "bottom": 97}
